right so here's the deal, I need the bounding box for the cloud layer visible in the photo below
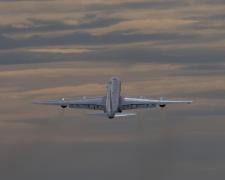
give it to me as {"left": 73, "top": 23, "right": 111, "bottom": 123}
{"left": 0, "top": 0, "right": 225, "bottom": 65}
{"left": 0, "top": 1, "right": 225, "bottom": 180}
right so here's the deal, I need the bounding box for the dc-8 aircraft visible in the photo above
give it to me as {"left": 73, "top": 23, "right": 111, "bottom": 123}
{"left": 34, "top": 77, "right": 192, "bottom": 119}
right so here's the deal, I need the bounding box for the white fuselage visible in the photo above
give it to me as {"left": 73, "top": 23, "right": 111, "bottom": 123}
{"left": 105, "top": 77, "right": 121, "bottom": 118}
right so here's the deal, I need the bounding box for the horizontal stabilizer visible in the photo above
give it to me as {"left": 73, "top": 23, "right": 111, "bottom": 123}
{"left": 88, "top": 112, "right": 136, "bottom": 118}
{"left": 114, "top": 113, "right": 136, "bottom": 117}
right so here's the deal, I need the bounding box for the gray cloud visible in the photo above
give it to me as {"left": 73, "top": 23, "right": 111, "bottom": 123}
{"left": 1, "top": 1, "right": 225, "bottom": 179}
{"left": 1, "top": 45, "right": 225, "bottom": 65}
{"left": 87, "top": 0, "right": 189, "bottom": 11}
{"left": 180, "top": 90, "right": 225, "bottom": 99}
{"left": 0, "top": 0, "right": 224, "bottom": 66}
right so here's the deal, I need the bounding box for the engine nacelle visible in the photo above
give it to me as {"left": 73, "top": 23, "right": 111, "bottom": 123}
{"left": 159, "top": 104, "right": 166, "bottom": 108}
{"left": 61, "top": 105, "right": 67, "bottom": 109}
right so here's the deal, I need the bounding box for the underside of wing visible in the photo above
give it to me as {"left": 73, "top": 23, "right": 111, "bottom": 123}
{"left": 33, "top": 97, "right": 105, "bottom": 110}
{"left": 121, "top": 97, "right": 192, "bottom": 110}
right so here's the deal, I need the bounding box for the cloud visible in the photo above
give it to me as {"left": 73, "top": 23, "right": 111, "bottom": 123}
{"left": 26, "top": 47, "right": 95, "bottom": 54}
{"left": 0, "top": 0, "right": 224, "bottom": 67}
{"left": 2, "top": 61, "right": 223, "bottom": 108}
{"left": 85, "top": 19, "right": 196, "bottom": 35}
{"left": 0, "top": 63, "right": 182, "bottom": 79}
{"left": 0, "top": 0, "right": 224, "bottom": 128}
{"left": 1, "top": 1, "right": 225, "bottom": 179}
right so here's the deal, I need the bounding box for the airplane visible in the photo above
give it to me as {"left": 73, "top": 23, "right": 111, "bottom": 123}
{"left": 33, "top": 77, "right": 192, "bottom": 119}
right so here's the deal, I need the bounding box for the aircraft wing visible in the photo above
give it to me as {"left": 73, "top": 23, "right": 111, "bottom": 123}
{"left": 33, "top": 97, "right": 105, "bottom": 110}
{"left": 121, "top": 97, "right": 192, "bottom": 110}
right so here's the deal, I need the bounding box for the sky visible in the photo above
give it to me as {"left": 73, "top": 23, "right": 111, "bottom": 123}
{"left": 0, "top": 0, "right": 225, "bottom": 179}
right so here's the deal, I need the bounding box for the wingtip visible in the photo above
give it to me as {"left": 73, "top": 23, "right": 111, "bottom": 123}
{"left": 32, "top": 100, "right": 48, "bottom": 105}
{"left": 32, "top": 100, "right": 39, "bottom": 104}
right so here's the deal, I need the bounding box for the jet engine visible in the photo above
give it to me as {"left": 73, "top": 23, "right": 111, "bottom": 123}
{"left": 61, "top": 105, "right": 67, "bottom": 108}
{"left": 159, "top": 104, "right": 166, "bottom": 108}
{"left": 159, "top": 97, "right": 166, "bottom": 108}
